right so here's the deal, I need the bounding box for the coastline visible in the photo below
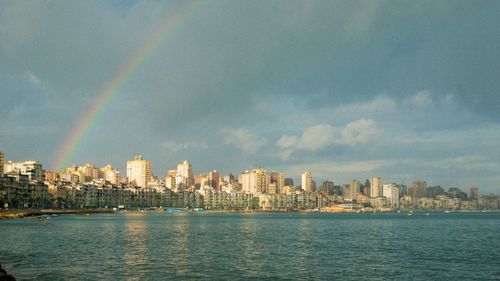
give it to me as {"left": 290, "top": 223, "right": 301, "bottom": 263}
{"left": 0, "top": 209, "right": 114, "bottom": 219}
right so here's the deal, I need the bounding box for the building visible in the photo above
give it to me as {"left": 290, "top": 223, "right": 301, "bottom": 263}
{"left": 165, "top": 175, "right": 177, "bottom": 191}
{"left": 350, "top": 180, "right": 360, "bottom": 198}
{"left": 126, "top": 155, "right": 152, "bottom": 188}
{"left": 100, "top": 165, "right": 120, "bottom": 185}
{"left": 409, "top": 181, "right": 427, "bottom": 199}
{"left": 447, "top": 187, "right": 467, "bottom": 200}
{"left": 302, "top": 171, "right": 314, "bottom": 193}
{"left": 78, "top": 163, "right": 100, "bottom": 182}
{"left": 240, "top": 168, "right": 269, "bottom": 194}
{"left": 426, "top": 185, "right": 444, "bottom": 198}
{"left": 269, "top": 172, "right": 285, "bottom": 194}
{"left": 207, "top": 170, "right": 220, "bottom": 190}
{"left": 44, "top": 171, "right": 60, "bottom": 182}
{"left": 4, "top": 160, "right": 43, "bottom": 182}
{"left": 176, "top": 160, "right": 194, "bottom": 188}
{"left": 469, "top": 187, "right": 478, "bottom": 200}
{"left": 320, "top": 180, "right": 335, "bottom": 195}
{"left": 383, "top": 183, "right": 400, "bottom": 208}
{"left": 370, "top": 176, "right": 383, "bottom": 198}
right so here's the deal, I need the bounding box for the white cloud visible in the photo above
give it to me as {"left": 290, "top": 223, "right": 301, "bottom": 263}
{"left": 276, "top": 121, "right": 378, "bottom": 159}
{"left": 24, "top": 71, "right": 41, "bottom": 86}
{"left": 276, "top": 124, "right": 335, "bottom": 159}
{"left": 161, "top": 140, "right": 208, "bottom": 153}
{"left": 327, "top": 96, "right": 397, "bottom": 120}
{"left": 340, "top": 119, "right": 378, "bottom": 145}
{"left": 406, "top": 91, "right": 433, "bottom": 106}
{"left": 223, "top": 128, "right": 267, "bottom": 154}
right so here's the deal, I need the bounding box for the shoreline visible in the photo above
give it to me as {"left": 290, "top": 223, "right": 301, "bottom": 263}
{"left": 1, "top": 208, "right": 497, "bottom": 219}
{"left": 0, "top": 209, "right": 114, "bottom": 219}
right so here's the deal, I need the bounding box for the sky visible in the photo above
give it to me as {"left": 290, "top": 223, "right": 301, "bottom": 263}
{"left": 1, "top": 0, "right": 500, "bottom": 194}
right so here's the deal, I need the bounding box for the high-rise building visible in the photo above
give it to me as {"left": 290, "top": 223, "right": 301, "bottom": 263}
{"left": 78, "top": 163, "right": 100, "bottom": 182}
{"left": 426, "top": 185, "right": 444, "bottom": 198}
{"left": 370, "top": 176, "right": 383, "bottom": 198}
{"left": 4, "top": 160, "right": 43, "bottom": 182}
{"left": 0, "top": 151, "right": 4, "bottom": 176}
{"left": 270, "top": 172, "right": 285, "bottom": 194}
{"left": 469, "top": 187, "right": 478, "bottom": 200}
{"left": 100, "top": 164, "right": 120, "bottom": 185}
{"left": 302, "top": 171, "right": 314, "bottom": 193}
{"left": 320, "top": 180, "right": 335, "bottom": 195}
{"left": 383, "top": 183, "right": 400, "bottom": 208}
{"left": 350, "top": 179, "right": 360, "bottom": 198}
{"left": 44, "top": 171, "right": 60, "bottom": 182}
{"left": 165, "top": 175, "right": 176, "bottom": 190}
{"left": 409, "top": 181, "right": 427, "bottom": 198}
{"left": 126, "top": 155, "right": 152, "bottom": 188}
{"left": 208, "top": 170, "right": 220, "bottom": 190}
{"left": 176, "top": 160, "right": 193, "bottom": 188}
{"left": 240, "top": 168, "right": 269, "bottom": 194}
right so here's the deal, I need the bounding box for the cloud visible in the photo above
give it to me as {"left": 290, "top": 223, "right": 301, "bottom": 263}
{"left": 276, "top": 124, "right": 335, "bottom": 159}
{"left": 24, "top": 71, "right": 41, "bottom": 86}
{"left": 160, "top": 141, "right": 208, "bottom": 154}
{"left": 276, "top": 120, "right": 377, "bottom": 159}
{"left": 405, "top": 91, "right": 432, "bottom": 106}
{"left": 223, "top": 128, "right": 267, "bottom": 154}
{"left": 340, "top": 119, "right": 378, "bottom": 145}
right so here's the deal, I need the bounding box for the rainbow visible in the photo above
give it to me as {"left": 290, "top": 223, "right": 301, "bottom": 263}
{"left": 51, "top": 0, "right": 202, "bottom": 171}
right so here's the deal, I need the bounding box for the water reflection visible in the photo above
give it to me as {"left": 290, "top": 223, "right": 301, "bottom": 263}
{"left": 236, "top": 217, "right": 264, "bottom": 277}
{"left": 123, "top": 213, "right": 148, "bottom": 281}
{"left": 296, "top": 218, "right": 314, "bottom": 279}
{"left": 169, "top": 218, "right": 190, "bottom": 276}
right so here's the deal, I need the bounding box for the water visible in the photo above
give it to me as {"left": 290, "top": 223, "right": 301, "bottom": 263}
{"left": 1, "top": 212, "right": 499, "bottom": 280}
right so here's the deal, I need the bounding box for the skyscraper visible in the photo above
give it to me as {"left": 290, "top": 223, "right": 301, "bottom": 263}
{"left": 302, "top": 171, "right": 314, "bottom": 193}
{"left": 270, "top": 172, "right": 285, "bottom": 194}
{"left": 469, "top": 187, "right": 478, "bottom": 200}
{"left": 176, "top": 160, "right": 194, "bottom": 188}
{"left": 240, "top": 168, "right": 269, "bottom": 194}
{"left": 100, "top": 164, "right": 120, "bottom": 185}
{"left": 126, "top": 155, "right": 152, "bottom": 188}
{"left": 370, "top": 176, "right": 383, "bottom": 198}
{"left": 350, "top": 179, "right": 360, "bottom": 198}
{"left": 410, "top": 181, "right": 427, "bottom": 198}
{"left": 383, "top": 183, "right": 400, "bottom": 208}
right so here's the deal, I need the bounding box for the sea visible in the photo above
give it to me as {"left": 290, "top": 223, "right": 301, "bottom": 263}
{"left": 0, "top": 212, "right": 499, "bottom": 280}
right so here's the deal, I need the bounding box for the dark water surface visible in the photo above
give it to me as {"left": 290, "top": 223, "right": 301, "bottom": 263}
{"left": 1, "top": 212, "right": 499, "bottom": 280}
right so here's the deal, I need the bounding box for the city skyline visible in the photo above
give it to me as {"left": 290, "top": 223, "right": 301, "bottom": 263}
{"left": 0, "top": 150, "right": 488, "bottom": 197}
{"left": 2, "top": 1, "right": 500, "bottom": 193}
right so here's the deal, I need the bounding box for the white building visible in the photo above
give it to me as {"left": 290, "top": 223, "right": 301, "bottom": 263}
{"left": 176, "top": 160, "right": 193, "bottom": 188}
{"left": 302, "top": 171, "right": 314, "bottom": 193}
{"left": 126, "top": 155, "right": 152, "bottom": 188}
{"left": 370, "top": 176, "right": 383, "bottom": 198}
{"left": 4, "top": 160, "right": 43, "bottom": 182}
{"left": 100, "top": 164, "right": 120, "bottom": 185}
{"left": 240, "top": 168, "right": 269, "bottom": 194}
{"left": 383, "top": 183, "right": 400, "bottom": 208}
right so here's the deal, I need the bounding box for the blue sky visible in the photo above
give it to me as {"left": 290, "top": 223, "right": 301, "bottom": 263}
{"left": 1, "top": 0, "right": 500, "bottom": 193}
